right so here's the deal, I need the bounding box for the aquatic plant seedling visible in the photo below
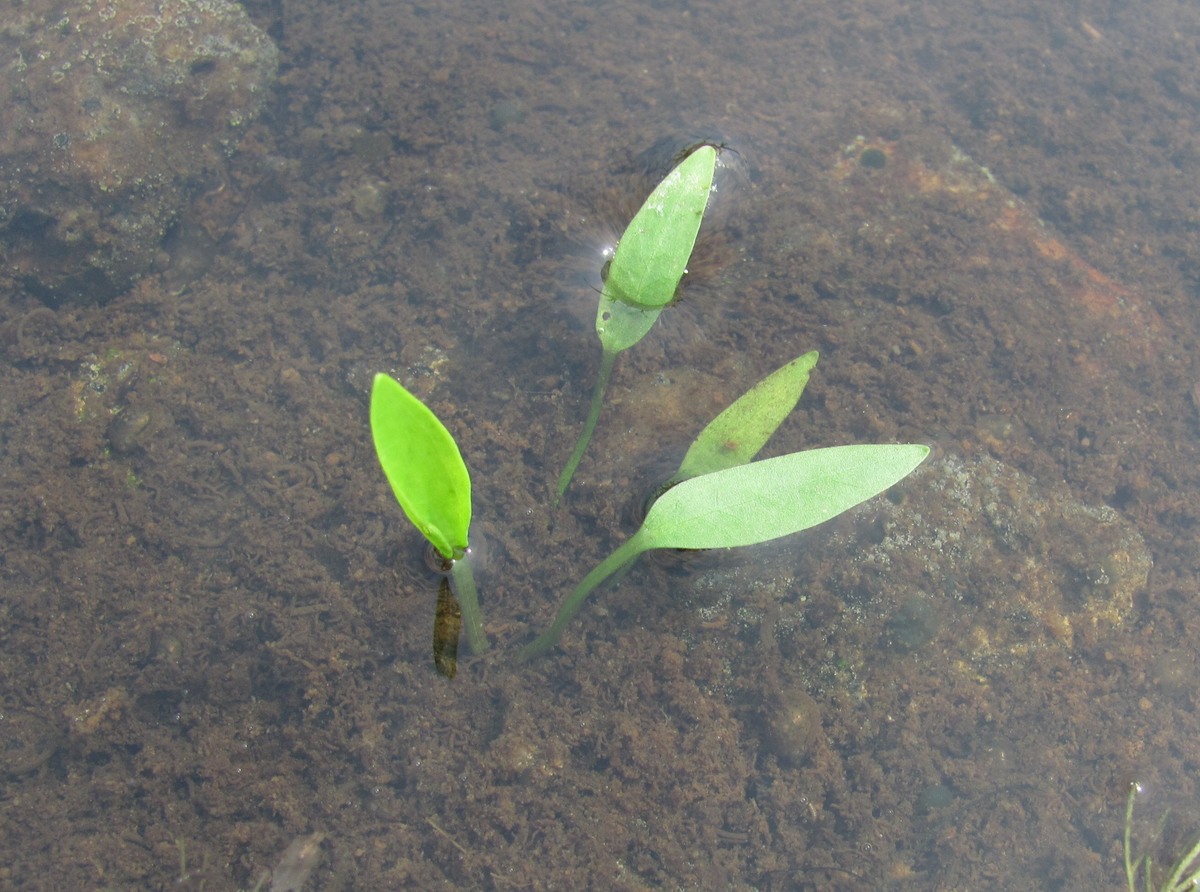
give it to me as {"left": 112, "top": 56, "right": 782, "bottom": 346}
{"left": 369, "top": 373, "right": 488, "bottom": 656}
{"left": 521, "top": 443, "right": 930, "bottom": 659}
{"left": 556, "top": 144, "right": 718, "bottom": 499}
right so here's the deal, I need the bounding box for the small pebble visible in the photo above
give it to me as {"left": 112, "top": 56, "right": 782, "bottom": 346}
{"left": 763, "top": 687, "right": 823, "bottom": 766}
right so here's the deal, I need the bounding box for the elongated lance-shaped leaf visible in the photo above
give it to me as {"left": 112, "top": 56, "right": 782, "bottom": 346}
{"left": 523, "top": 443, "right": 929, "bottom": 658}
{"left": 642, "top": 444, "right": 928, "bottom": 550}
{"left": 671, "top": 350, "right": 820, "bottom": 485}
{"left": 369, "top": 373, "right": 471, "bottom": 560}
{"left": 559, "top": 145, "right": 718, "bottom": 499}
{"left": 594, "top": 298, "right": 665, "bottom": 357}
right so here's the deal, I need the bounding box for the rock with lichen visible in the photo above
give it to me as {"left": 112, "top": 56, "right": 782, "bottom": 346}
{"left": 0, "top": 0, "right": 278, "bottom": 305}
{"left": 828, "top": 452, "right": 1152, "bottom": 659}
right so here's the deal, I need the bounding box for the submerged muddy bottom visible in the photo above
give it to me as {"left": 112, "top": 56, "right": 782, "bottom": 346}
{"left": 3, "top": 0, "right": 1200, "bottom": 888}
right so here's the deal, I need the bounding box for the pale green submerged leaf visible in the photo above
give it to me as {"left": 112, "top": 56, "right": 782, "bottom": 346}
{"left": 596, "top": 144, "right": 718, "bottom": 354}
{"left": 674, "top": 350, "right": 820, "bottom": 482}
{"left": 642, "top": 444, "right": 930, "bottom": 551}
{"left": 369, "top": 373, "right": 471, "bottom": 560}
{"left": 603, "top": 144, "right": 717, "bottom": 310}
{"left": 594, "top": 296, "right": 664, "bottom": 356}
{"left": 561, "top": 144, "right": 719, "bottom": 498}
{"left": 522, "top": 443, "right": 929, "bottom": 659}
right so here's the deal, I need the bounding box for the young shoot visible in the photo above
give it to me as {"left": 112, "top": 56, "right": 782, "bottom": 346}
{"left": 369, "top": 373, "right": 488, "bottom": 657}
{"left": 557, "top": 143, "right": 718, "bottom": 500}
{"left": 521, "top": 443, "right": 930, "bottom": 659}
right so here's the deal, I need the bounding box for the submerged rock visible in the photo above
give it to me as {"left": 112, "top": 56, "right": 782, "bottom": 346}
{"left": 827, "top": 452, "right": 1152, "bottom": 660}
{"left": 762, "top": 686, "right": 823, "bottom": 767}
{"left": 0, "top": 0, "right": 278, "bottom": 305}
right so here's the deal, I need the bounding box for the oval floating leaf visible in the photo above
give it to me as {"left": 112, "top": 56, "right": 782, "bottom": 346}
{"left": 673, "top": 350, "right": 820, "bottom": 483}
{"left": 369, "top": 373, "right": 471, "bottom": 560}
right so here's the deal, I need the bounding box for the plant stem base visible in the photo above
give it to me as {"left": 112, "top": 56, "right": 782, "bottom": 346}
{"left": 450, "top": 557, "right": 488, "bottom": 655}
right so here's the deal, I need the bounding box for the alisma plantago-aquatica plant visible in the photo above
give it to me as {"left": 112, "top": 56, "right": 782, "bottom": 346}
{"left": 522, "top": 352, "right": 928, "bottom": 659}
{"left": 366, "top": 142, "right": 929, "bottom": 672}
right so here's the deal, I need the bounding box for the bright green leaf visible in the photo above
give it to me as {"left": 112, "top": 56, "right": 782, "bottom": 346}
{"left": 673, "top": 350, "right": 820, "bottom": 482}
{"left": 369, "top": 373, "right": 471, "bottom": 561}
